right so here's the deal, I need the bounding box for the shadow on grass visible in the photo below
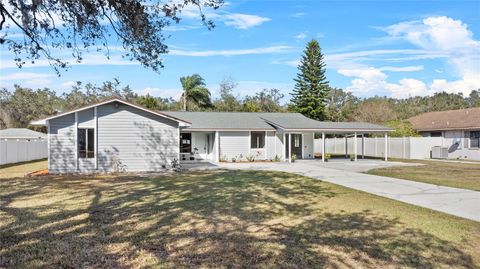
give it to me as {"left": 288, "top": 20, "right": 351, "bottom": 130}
{"left": 0, "top": 170, "right": 476, "bottom": 268}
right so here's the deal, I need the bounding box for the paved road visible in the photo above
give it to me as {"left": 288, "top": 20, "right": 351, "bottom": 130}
{"left": 217, "top": 160, "right": 480, "bottom": 222}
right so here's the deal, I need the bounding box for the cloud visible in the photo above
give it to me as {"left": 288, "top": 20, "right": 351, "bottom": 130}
{"left": 179, "top": 4, "right": 270, "bottom": 29}
{"left": 0, "top": 72, "right": 55, "bottom": 89}
{"left": 380, "top": 16, "right": 480, "bottom": 95}
{"left": 291, "top": 12, "right": 305, "bottom": 18}
{"left": 141, "top": 87, "right": 183, "bottom": 100}
{"left": 338, "top": 67, "right": 429, "bottom": 98}
{"left": 294, "top": 32, "right": 308, "bottom": 40}
{"left": 223, "top": 14, "right": 270, "bottom": 29}
{"left": 169, "top": 45, "right": 291, "bottom": 57}
{"left": 379, "top": 65, "right": 424, "bottom": 72}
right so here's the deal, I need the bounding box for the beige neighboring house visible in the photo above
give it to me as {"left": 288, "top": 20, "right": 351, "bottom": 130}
{"left": 408, "top": 107, "right": 480, "bottom": 160}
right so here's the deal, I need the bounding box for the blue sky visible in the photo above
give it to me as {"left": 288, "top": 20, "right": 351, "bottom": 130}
{"left": 1, "top": 0, "right": 479, "bottom": 101}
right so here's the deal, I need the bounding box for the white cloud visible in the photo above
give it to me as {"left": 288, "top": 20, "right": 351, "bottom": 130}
{"left": 379, "top": 65, "right": 424, "bottom": 72}
{"left": 338, "top": 67, "right": 429, "bottom": 98}
{"left": 224, "top": 14, "right": 270, "bottom": 29}
{"left": 0, "top": 72, "right": 54, "bottom": 89}
{"left": 179, "top": 4, "right": 270, "bottom": 29}
{"left": 294, "top": 32, "right": 308, "bottom": 40}
{"left": 61, "top": 81, "right": 78, "bottom": 88}
{"left": 169, "top": 45, "right": 291, "bottom": 57}
{"left": 141, "top": 87, "right": 183, "bottom": 100}
{"left": 292, "top": 12, "right": 305, "bottom": 18}
{"left": 381, "top": 16, "right": 480, "bottom": 95}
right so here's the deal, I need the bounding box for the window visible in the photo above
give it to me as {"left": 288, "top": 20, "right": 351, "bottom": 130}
{"left": 294, "top": 134, "right": 300, "bottom": 147}
{"left": 430, "top": 132, "right": 442, "bottom": 137}
{"left": 250, "top": 131, "right": 265, "bottom": 149}
{"left": 78, "top": 128, "right": 94, "bottom": 158}
{"left": 470, "top": 131, "right": 480, "bottom": 148}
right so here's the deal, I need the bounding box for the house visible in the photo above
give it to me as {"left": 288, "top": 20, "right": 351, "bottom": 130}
{"left": 408, "top": 107, "right": 480, "bottom": 159}
{"left": 31, "top": 98, "right": 392, "bottom": 173}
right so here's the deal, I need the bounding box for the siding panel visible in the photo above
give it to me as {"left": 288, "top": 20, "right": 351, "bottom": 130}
{"left": 49, "top": 114, "right": 76, "bottom": 173}
{"left": 219, "top": 131, "right": 249, "bottom": 160}
{"left": 97, "top": 103, "right": 179, "bottom": 172}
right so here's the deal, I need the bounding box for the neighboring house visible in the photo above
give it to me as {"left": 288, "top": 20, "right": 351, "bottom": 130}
{"left": 408, "top": 107, "right": 480, "bottom": 160}
{"left": 0, "top": 128, "right": 47, "bottom": 165}
{"left": 32, "top": 98, "right": 392, "bottom": 173}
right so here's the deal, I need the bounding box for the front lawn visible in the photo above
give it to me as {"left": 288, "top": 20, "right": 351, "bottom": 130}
{"left": 367, "top": 160, "right": 480, "bottom": 191}
{"left": 1, "top": 170, "right": 479, "bottom": 268}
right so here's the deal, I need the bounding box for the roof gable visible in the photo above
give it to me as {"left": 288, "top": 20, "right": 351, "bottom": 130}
{"left": 31, "top": 98, "right": 191, "bottom": 126}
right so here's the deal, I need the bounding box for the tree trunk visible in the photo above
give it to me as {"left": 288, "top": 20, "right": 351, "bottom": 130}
{"left": 183, "top": 92, "right": 187, "bottom": 111}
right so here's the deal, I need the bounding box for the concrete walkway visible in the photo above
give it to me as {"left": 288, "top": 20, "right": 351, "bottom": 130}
{"left": 217, "top": 160, "right": 480, "bottom": 222}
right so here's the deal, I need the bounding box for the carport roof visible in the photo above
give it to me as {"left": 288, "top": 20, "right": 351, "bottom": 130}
{"left": 162, "top": 111, "right": 393, "bottom": 132}
{"left": 0, "top": 128, "right": 47, "bottom": 139}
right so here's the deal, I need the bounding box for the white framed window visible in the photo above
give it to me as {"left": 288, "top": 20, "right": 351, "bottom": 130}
{"left": 78, "top": 128, "right": 94, "bottom": 158}
{"left": 251, "top": 131, "right": 265, "bottom": 149}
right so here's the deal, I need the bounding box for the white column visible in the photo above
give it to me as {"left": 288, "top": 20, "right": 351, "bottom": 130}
{"left": 321, "top": 132, "right": 325, "bottom": 162}
{"left": 288, "top": 133, "right": 292, "bottom": 163}
{"left": 354, "top": 132, "right": 358, "bottom": 161}
{"left": 74, "top": 112, "right": 78, "bottom": 171}
{"left": 47, "top": 120, "right": 51, "bottom": 171}
{"left": 384, "top": 132, "right": 388, "bottom": 161}
{"left": 94, "top": 107, "right": 98, "bottom": 170}
{"left": 283, "top": 133, "right": 286, "bottom": 161}
{"left": 345, "top": 135, "right": 348, "bottom": 158}
{"left": 362, "top": 134, "right": 365, "bottom": 159}
{"left": 215, "top": 131, "right": 220, "bottom": 162}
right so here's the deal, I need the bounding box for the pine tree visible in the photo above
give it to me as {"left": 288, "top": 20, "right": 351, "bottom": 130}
{"left": 290, "top": 39, "right": 329, "bottom": 120}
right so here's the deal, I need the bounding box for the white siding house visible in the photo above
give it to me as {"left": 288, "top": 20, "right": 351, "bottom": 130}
{"left": 32, "top": 98, "right": 393, "bottom": 173}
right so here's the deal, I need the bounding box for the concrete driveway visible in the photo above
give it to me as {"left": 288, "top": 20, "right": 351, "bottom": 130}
{"left": 217, "top": 160, "right": 480, "bottom": 222}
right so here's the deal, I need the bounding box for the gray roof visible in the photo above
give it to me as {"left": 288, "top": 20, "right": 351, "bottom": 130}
{"left": 162, "top": 111, "right": 277, "bottom": 130}
{"left": 0, "top": 128, "right": 47, "bottom": 139}
{"left": 162, "top": 111, "right": 393, "bottom": 132}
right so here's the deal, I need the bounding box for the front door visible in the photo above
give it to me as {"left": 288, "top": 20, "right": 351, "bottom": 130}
{"left": 285, "top": 134, "right": 303, "bottom": 159}
{"left": 180, "top": 133, "right": 192, "bottom": 161}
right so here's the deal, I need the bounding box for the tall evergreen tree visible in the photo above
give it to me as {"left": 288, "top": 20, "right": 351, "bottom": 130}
{"left": 290, "top": 39, "right": 329, "bottom": 120}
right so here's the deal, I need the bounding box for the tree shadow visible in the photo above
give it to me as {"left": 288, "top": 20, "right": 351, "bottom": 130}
{"left": 0, "top": 170, "right": 477, "bottom": 268}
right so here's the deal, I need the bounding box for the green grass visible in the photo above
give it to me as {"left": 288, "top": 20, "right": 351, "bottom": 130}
{"left": 1, "top": 168, "right": 479, "bottom": 268}
{"left": 367, "top": 159, "right": 480, "bottom": 191}
{"left": 0, "top": 159, "right": 47, "bottom": 179}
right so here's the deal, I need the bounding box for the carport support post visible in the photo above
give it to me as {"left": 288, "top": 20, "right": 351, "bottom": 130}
{"left": 384, "top": 132, "right": 388, "bottom": 161}
{"left": 362, "top": 134, "right": 365, "bottom": 159}
{"left": 288, "top": 133, "right": 292, "bottom": 163}
{"left": 321, "top": 132, "right": 325, "bottom": 162}
{"left": 354, "top": 132, "right": 358, "bottom": 161}
{"left": 215, "top": 131, "right": 219, "bottom": 162}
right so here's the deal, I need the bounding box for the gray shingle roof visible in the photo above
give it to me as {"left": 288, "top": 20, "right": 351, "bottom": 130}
{"left": 0, "top": 128, "right": 47, "bottom": 139}
{"left": 162, "top": 112, "right": 277, "bottom": 130}
{"left": 162, "top": 111, "right": 393, "bottom": 132}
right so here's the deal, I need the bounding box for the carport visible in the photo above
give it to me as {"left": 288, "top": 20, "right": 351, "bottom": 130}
{"left": 262, "top": 116, "right": 394, "bottom": 163}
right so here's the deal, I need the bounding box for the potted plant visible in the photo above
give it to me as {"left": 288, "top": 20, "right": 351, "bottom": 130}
{"left": 231, "top": 156, "right": 237, "bottom": 162}
{"left": 324, "top": 153, "right": 331, "bottom": 162}
{"left": 349, "top": 154, "right": 355, "bottom": 161}
{"left": 291, "top": 154, "right": 297, "bottom": 162}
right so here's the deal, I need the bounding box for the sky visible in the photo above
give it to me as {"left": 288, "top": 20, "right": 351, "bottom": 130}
{"left": 0, "top": 0, "right": 479, "bottom": 102}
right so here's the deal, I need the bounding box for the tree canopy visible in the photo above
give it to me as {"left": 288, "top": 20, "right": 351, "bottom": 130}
{"left": 290, "top": 39, "right": 329, "bottom": 120}
{"left": 0, "top": 0, "right": 223, "bottom": 73}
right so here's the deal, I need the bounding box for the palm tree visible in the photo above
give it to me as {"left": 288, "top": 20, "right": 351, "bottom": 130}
{"left": 180, "top": 74, "right": 212, "bottom": 111}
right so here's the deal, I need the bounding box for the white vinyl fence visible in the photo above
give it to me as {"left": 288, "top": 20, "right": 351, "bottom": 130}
{"left": 314, "top": 137, "right": 446, "bottom": 160}
{"left": 0, "top": 139, "right": 48, "bottom": 165}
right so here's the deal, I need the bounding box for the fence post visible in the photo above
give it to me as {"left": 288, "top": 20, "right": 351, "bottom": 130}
{"left": 374, "top": 137, "right": 378, "bottom": 157}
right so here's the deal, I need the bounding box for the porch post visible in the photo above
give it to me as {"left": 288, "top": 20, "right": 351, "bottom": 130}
{"left": 321, "top": 132, "right": 325, "bottom": 162}
{"left": 288, "top": 133, "right": 292, "bottom": 163}
{"left": 354, "top": 132, "right": 358, "bottom": 161}
{"left": 384, "top": 132, "right": 388, "bottom": 161}
{"left": 345, "top": 135, "right": 348, "bottom": 158}
{"left": 215, "top": 131, "right": 220, "bottom": 162}
{"left": 283, "top": 133, "right": 286, "bottom": 161}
